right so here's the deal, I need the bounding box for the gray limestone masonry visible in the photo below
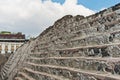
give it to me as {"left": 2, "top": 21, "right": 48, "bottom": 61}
{"left": 1, "top": 3, "right": 120, "bottom": 80}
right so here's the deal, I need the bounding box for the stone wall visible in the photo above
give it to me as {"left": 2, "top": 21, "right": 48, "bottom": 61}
{"left": 1, "top": 3, "right": 120, "bottom": 80}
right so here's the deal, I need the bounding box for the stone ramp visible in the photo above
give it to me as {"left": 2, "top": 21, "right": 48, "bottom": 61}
{"left": 1, "top": 3, "right": 120, "bottom": 80}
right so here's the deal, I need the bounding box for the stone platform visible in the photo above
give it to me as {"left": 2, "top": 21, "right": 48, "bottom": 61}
{"left": 1, "top": 3, "right": 120, "bottom": 80}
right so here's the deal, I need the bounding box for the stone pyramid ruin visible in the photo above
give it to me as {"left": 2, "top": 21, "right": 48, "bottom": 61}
{"left": 0, "top": 3, "right": 120, "bottom": 80}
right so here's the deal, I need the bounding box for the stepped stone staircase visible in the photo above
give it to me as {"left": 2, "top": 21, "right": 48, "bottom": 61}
{"left": 1, "top": 3, "right": 120, "bottom": 80}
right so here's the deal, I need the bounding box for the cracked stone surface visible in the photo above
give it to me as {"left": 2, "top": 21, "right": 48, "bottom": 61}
{"left": 1, "top": 3, "right": 120, "bottom": 80}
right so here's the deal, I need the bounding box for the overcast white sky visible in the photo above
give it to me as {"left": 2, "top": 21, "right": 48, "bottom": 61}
{"left": 0, "top": 0, "right": 96, "bottom": 38}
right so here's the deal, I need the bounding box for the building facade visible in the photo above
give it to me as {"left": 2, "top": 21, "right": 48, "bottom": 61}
{"left": 0, "top": 31, "right": 28, "bottom": 54}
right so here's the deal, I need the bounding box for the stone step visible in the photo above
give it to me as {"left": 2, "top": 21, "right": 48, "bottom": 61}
{"left": 17, "top": 72, "right": 35, "bottom": 80}
{"left": 22, "top": 67, "right": 69, "bottom": 80}
{"left": 56, "top": 42, "right": 120, "bottom": 57}
{"left": 54, "top": 11, "right": 116, "bottom": 36}
{"left": 34, "top": 25, "right": 120, "bottom": 52}
{"left": 71, "top": 29, "right": 120, "bottom": 42}
{"left": 30, "top": 42, "right": 120, "bottom": 58}
{"left": 1, "top": 65, "right": 10, "bottom": 77}
{"left": 1, "top": 69, "right": 7, "bottom": 78}
{"left": 37, "top": 17, "right": 120, "bottom": 48}
{"left": 38, "top": 25, "right": 120, "bottom": 50}
{"left": 0, "top": 74, "right": 4, "bottom": 80}
{"left": 37, "top": 27, "right": 120, "bottom": 51}
{"left": 73, "top": 17, "right": 120, "bottom": 34}
{"left": 56, "top": 34, "right": 110, "bottom": 49}
{"left": 29, "top": 56, "right": 120, "bottom": 62}
{"left": 1, "top": 67, "right": 9, "bottom": 74}
{"left": 2, "top": 68, "right": 8, "bottom": 75}
{"left": 24, "top": 63, "right": 120, "bottom": 80}
{"left": 26, "top": 57, "right": 120, "bottom": 75}
{"left": 15, "top": 77, "right": 24, "bottom": 80}
{"left": 72, "top": 11, "right": 118, "bottom": 31}
{"left": 29, "top": 52, "right": 49, "bottom": 58}
{"left": 39, "top": 46, "right": 50, "bottom": 50}
{"left": 87, "top": 11, "right": 116, "bottom": 23}
{"left": 56, "top": 25, "right": 120, "bottom": 46}
{"left": 38, "top": 13, "right": 119, "bottom": 44}
{"left": 56, "top": 42, "right": 120, "bottom": 51}
{"left": 71, "top": 19, "right": 120, "bottom": 39}
{"left": 3, "top": 64, "right": 10, "bottom": 70}
{"left": 4, "top": 60, "right": 13, "bottom": 65}
{"left": 56, "top": 30, "right": 120, "bottom": 49}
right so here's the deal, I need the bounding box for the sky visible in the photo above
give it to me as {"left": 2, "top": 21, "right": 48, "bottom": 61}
{"left": 0, "top": 0, "right": 119, "bottom": 38}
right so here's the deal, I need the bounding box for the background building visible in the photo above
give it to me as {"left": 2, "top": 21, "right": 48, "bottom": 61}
{"left": 0, "top": 31, "right": 28, "bottom": 54}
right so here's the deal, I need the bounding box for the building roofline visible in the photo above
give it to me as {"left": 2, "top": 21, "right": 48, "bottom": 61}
{"left": 0, "top": 39, "right": 29, "bottom": 42}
